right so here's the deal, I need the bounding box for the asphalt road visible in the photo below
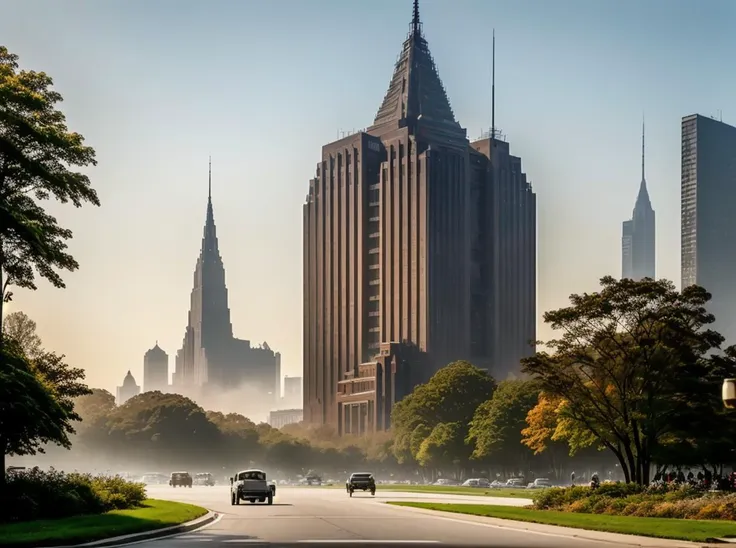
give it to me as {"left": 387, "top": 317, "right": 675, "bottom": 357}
{"left": 142, "top": 485, "right": 702, "bottom": 548}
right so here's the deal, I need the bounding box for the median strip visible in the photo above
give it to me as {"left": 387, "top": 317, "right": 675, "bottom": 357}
{"left": 387, "top": 502, "right": 736, "bottom": 543}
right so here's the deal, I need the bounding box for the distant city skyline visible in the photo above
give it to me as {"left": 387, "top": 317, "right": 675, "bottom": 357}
{"left": 2, "top": 0, "right": 735, "bottom": 394}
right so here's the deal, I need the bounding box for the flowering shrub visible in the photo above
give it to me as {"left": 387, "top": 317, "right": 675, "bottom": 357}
{"left": 3, "top": 467, "right": 147, "bottom": 523}
{"left": 532, "top": 483, "right": 736, "bottom": 520}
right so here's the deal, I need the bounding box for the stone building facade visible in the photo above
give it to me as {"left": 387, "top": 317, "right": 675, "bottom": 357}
{"left": 302, "top": 1, "right": 537, "bottom": 434}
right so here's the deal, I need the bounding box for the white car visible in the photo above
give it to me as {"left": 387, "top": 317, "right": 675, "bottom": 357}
{"left": 230, "top": 469, "right": 274, "bottom": 505}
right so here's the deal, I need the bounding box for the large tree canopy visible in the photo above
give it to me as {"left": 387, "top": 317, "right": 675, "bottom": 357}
{"left": 467, "top": 379, "right": 541, "bottom": 469}
{"left": 391, "top": 360, "right": 496, "bottom": 468}
{"left": 522, "top": 276, "right": 736, "bottom": 484}
{"left": 0, "top": 341, "right": 76, "bottom": 462}
{"left": 0, "top": 45, "right": 99, "bottom": 328}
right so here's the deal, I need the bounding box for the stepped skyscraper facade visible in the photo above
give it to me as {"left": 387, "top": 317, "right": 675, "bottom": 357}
{"left": 173, "top": 161, "right": 281, "bottom": 402}
{"left": 622, "top": 121, "right": 656, "bottom": 280}
{"left": 303, "top": 1, "right": 537, "bottom": 434}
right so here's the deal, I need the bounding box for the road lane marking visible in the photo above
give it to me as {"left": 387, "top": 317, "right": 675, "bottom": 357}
{"left": 298, "top": 541, "right": 441, "bottom": 544}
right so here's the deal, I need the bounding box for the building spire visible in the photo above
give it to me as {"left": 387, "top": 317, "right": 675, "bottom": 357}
{"left": 208, "top": 156, "right": 212, "bottom": 200}
{"left": 412, "top": 0, "right": 421, "bottom": 36}
{"left": 491, "top": 29, "right": 496, "bottom": 139}
{"left": 641, "top": 115, "right": 646, "bottom": 184}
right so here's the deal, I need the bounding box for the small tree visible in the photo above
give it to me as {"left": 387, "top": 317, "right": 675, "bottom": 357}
{"left": 2, "top": 311, "right": 41, "bottom": 357}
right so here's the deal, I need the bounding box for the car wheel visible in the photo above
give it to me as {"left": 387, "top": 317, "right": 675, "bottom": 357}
{"left": 268, "top": 494, "right": 273, "bottom": 505}
{"left": 231, "top": 493, "right": 235, "bottom": 505}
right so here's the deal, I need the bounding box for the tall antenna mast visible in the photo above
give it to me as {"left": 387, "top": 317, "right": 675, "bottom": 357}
{"left": 491, "top": 29, "right": 496, "bottom": 139}
{"left": 641, "top": 115, "right": 645, "bottom": 183}
{"left": 208, "top": 156, "right": 212, "bottom": 199}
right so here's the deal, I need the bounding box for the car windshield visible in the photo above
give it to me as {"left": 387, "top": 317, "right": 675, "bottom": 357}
{"left": 239, "top": 471, "right": 265, "bottom": 481}
{"left": 352, "top": 474, "right": 372, "bottom": 479}
{"left": 172, "top": 473, "right": 188, "bottom": 478}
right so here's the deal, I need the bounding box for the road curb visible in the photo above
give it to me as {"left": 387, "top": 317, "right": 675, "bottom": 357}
{"left": 32, "top": 509, "right": 219, "bottom": 548}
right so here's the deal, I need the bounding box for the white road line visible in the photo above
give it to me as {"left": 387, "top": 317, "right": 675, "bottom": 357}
{"left": 298, "top": 541, "right": 441, "bottom": 544}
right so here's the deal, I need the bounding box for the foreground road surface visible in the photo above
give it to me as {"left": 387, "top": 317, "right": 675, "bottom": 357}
{"left": 142, "top": 486, "right": 701, "bottom": 547}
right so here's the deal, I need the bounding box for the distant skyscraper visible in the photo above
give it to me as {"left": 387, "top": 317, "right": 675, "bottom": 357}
{"left": 302, "top": 1, "right": 536, "bottom": 434}
{"left": 143, "top": 343, "right": 169, "bottom": 393}
{"left": 116, "top": 371, "right": 140, "bottom": 404}
{"left": 173, "top": 160, "right": 281, "bottom": 399}
{"left": 681, "top": 114, "right": 736, "bottom": 344}
{"left": 621, "top": 121, "right": 655, "bottom": 280}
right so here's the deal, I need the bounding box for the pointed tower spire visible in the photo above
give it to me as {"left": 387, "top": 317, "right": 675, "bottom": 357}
{"left": 208, "top": 155, "right": 212, "bottom": 200}
{"left": 371, "top": 0, "right": 460, "bottom": 132}
{"left": 641, "top": 115, "right": 645, "bottom": 183}
{"left": 491, "top": 29, "right": 496, "bottom": 139}
{"left": 412, "top": 0, "right": 421, "bottom": 36}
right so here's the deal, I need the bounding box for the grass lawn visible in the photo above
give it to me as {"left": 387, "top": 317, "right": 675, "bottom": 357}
{"left": 0, "top": 499, "right": 208, "bottom": 547}
{"left": 388, "top": 502, "right": 736, "bottom": 543}
{"left": 316, "top": 484, "right": 532, "bottom": 499}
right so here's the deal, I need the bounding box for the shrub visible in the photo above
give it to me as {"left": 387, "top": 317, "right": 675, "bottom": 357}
{"left": 531, "top": 482, "right": 736, "bottom": 521}
{"left": 3, "top": 467, "right": 147, "bottom": 523}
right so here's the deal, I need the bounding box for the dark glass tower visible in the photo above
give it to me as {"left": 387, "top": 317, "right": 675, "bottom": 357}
{"left": 622, "top": 121, "right": 655, "bottom": 280}
{"left": 681, "top": 114, "right": 736, "bottom": 344}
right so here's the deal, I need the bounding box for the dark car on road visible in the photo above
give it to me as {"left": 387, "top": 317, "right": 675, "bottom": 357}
{"left": 169, "top": 471, "right": 193, "bottom": 488}
{"left": 346, "top": 472, "right": 376, "bottom": 497}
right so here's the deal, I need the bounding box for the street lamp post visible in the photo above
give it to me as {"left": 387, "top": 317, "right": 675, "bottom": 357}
{"left": 722, "top": 378, "right": 736, "bottom": 409}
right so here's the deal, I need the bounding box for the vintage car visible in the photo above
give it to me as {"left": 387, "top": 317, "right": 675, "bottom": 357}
{"left": 169, "top": 471, "right": 193, "bottom": 488}
{"left": 230, "top": 469, "right": 274, "bottom": 505}
{"left": 346, "top": 472, "right": 376, "bottom": 497}
{"left": 194, "top": 472, "right": 216, "bottom": 486}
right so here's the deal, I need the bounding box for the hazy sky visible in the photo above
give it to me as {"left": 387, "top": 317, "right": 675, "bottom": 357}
{"left": 1, "top": 0, "right": 734, "bottom": 394}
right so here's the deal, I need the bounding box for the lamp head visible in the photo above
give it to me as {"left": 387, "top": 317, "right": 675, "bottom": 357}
{"left": 722, "top": 378, "right": 736, "bottom": 409}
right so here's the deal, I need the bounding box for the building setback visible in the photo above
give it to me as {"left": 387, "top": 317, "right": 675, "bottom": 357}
{"left": 681, "top": 114, "right": 736, "bottom": 344}
{"left": 621, "top": 121, "right": 655, "bottom": 281}
{"left": 173, "top": 161, "right": 281, "bottom": 401}
{"left": 303, "top": 1, "right": 536, "bottom": 434}
{"left": 143, "top": 342, "right": 169, "bottom": 393}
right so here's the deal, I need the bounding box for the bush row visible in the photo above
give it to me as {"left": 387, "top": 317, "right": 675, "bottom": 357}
{"left": 533, "top": 483, "right": 736, "bottom": 521}
{"left": 3, "top": 467, "right": 147, "bottom": 523}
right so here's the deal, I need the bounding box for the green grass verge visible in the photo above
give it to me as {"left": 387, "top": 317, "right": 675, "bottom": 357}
{"left": 388, "top": 502, "right": 736, "bottom": 543}
{"left": 314, "top": 484, "right": 532, "bottom": 498}
{"left": 0, "top": 499, "right": 208, "bottom": 547}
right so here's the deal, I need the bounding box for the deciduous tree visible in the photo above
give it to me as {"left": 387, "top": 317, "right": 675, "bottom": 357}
{"left": 0, "top": 45, "right": 99, "bottom": 337}
{"left": 0, "top": 341, "right": 76, "bottom": 476}
{"left": 522, "top": 276, "right": 736, "bottom": 484}
{"left": 391, "top": 360, "right": 496, "bottom": 470}
{"left": 2, "top": 311, "right": 41, "bottom": 357}
{"left": 467, "top": 379, "right": 540, "bottom": 471}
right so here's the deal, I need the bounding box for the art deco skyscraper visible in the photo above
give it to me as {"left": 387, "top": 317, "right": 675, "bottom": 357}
{"left": 622, "top": 121, "right": 655, "bottom": 280}
{"left": 173, "top": 160, "right": 281, "bottom": 400}
{"left": 303, "top": 1, "right": 537, "bottom": 431}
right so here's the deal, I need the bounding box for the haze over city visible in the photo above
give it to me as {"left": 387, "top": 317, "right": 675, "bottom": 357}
{"left": 1, "top": 0, "right": 735, "bottom": 396}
